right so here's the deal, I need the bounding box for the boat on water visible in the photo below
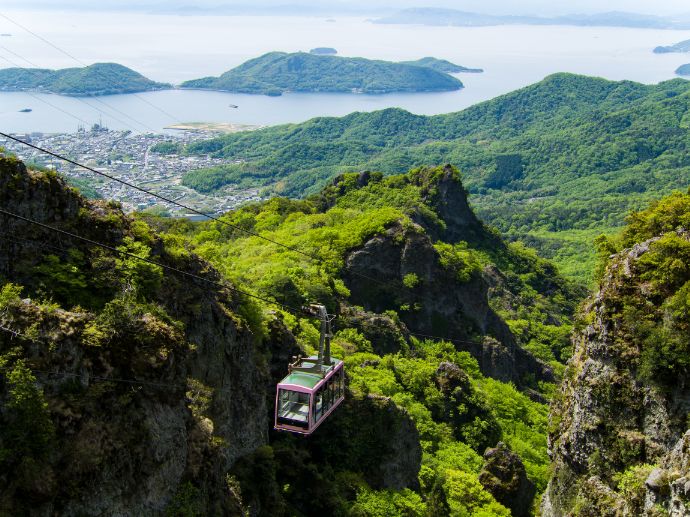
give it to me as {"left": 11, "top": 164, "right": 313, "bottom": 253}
{"left": 229, "top": 104, "right": 238, "bottom": 108}
{"left": 19, "top": 108, "right": 32, "bottom": 113}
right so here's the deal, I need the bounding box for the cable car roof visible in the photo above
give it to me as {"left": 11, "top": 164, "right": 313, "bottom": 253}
{"left": 278, "top": 356, "right": 343, "bottom": 389}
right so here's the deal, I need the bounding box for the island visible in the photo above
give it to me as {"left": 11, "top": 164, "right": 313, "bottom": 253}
{"left": 179, "top": 52, "right": 463, "bottom": 96}
{"left": 654, "top": 39, "right": 690, "bottom": 54}
{"left": 310, "top": 47, "right": 337, "bottom": 55}
{"left": 400, "top": 57, "right": 483, "bottom": 73}
{"left": 676, "top": 64, "right": 690, "bottom": 76}
{"left": 0, "top": 63, "right": 171, "bottom": 96}
{"left": 374, "top": 8, "right": 690, "bottom": 29}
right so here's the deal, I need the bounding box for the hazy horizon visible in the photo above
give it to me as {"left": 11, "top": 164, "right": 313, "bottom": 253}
{"left": 3, "top": 1, "right": 690, "bottom": 17}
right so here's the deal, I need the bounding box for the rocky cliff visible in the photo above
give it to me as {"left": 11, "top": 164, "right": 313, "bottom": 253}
{"left": 0, "top": 156, "right": 269, "bottom": 514}
{"left": 543, "top": 192, "right": 690, "bottom": 516}
{"left": 0, "top": 155, "right": 425, "bottom": 515}
{"left": 341, "top": 166, "right": 563, "bottom": 388}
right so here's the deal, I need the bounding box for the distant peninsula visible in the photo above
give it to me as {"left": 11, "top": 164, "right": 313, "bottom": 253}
{"left": 400, "top": 57, "right": 482, "bottom": 73}
{"left": 676, "top": 64, "right": 690, "bottom": 76}
{"left": 310, "top": 47, "right": 337, "bottom": 55}
{"left": 654, "top": 39, "right": 690, "bottom": 54}
{"left": 0, "top": 63, "right": 170, "bottom": 96}
{"left": 179, "top": 52, "right": 464, "bottom": 96}
{"left": 374, "top": 8, "right": 690, "bottom": 29}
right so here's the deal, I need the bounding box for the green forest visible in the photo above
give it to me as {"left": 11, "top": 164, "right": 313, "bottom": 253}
{"left": 145, "top": 165, "right": 581, "bottom": 514}
{"left": 171, "top": 73, "right": 690, "bottom": 282}
{"left": 179, "top": 52, "right": 463, "bottom": 95}
{"left": 1, "top": 157, "right": 578, "bottom": 515}
{"left": 4, "top": 64, "right": 690, "bottom": 516}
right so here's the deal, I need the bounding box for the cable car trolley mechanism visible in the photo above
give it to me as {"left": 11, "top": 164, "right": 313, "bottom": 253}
{"left": 274, "top": 303, "right": 345, "bottom": 435}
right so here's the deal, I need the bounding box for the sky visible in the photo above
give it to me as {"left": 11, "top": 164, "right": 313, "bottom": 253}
{"left": 3, "top": 0, "right": 690, "bottom": 16}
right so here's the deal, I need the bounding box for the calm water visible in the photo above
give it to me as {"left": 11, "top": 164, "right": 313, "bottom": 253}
{"left": 1, "top": 9, "right": 690, "bottom": 133}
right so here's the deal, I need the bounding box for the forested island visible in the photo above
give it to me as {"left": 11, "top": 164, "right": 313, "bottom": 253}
{"left": 676, "top": 64, "right": 690, "bottom": 76}
{"left": 179, "top": 52, "right": 464, "bottom": 95}
{"left": 0, "top": 63, "right": 170, "bottom": 96}
{"left": 654, "top": 38, "right": 690, "bottom": 53}
{"left": 375, "top": 8, "right": 690, "bottom": 29}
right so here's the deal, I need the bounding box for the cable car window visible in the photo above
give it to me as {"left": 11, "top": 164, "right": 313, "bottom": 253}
{"left": 313, "top": 389, "right": 324, "bottom": 423}
{"left": 277, "top": 390, "right": 310, "bottom": 429}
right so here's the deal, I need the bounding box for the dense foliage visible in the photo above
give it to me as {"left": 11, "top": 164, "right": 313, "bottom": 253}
{"left": 148, "top": 165, "right": 582, "bottom": 513}
{"left": 232, "top": 339, "right": 548, "bottom": 516}
{"left": 593, "top": 189, "right": 690, "bottom": 383}
{"left": 180, "top": 73, "right": 690, "bottom": 283}
{"left": 0, "top": 63, "right": 170, "bottom": 96}
{"left": 179, "top": 52, "right": 463, "bottom": 95}
{"left": 1, "top": 157, "right": 580, "bottom": 515}
{"left": 168, "top": 167, "right": 578, "bottom": 373}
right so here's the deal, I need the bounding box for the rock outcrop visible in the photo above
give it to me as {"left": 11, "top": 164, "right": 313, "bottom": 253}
{"left": 479, "top": 442, "right": 536, "bottom": 517}
{"left": 543, "top": 230, "right": 690, "bottom": 516}
{"left": 433, "top": 362, "right": 501, "bottom": 450}
{"left": 344, "top": 221, "right": 552, "bottom": 386}
{"left": 0, "top": 156, "right": 268, "bottom": 515}
{"left": 0, "top": 156, "right": 428, "bottom": 516}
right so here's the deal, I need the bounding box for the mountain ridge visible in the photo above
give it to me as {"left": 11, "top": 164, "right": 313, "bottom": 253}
{"left": 0, "top": 154, "right": 581, "bottom": 514}
{"left": 177, "top": 72, "right": 690, "bottom": 282}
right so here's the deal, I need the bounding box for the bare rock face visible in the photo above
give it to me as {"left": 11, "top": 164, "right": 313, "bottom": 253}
{"left": 0, "top": 157, "right": 269, "bottom": 515}
{"left": 479, "top": 442, "right": 536, "bottom": 517}
{"left": 645, "top": 430, "right": 690, "bottom": 515}
{"left": 344, "top": 222, "right": 552, "bottom": 387}
{"left": 338, "top": 305, "right": 409, "bottom": 355}
{"left": 543, "top": 232, "right": 690, "bottom": 516}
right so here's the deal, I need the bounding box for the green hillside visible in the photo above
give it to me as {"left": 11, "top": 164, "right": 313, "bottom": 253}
{"left": 179, "top": 51, "right": 463, "bottom": 95}
{"left": 152, "top": 164, "right": 582, "bottom": 513}
{"left": 0, "top": 62, "right": 170, "bottom": 96}
{"left": 0, "top": 157, "right": 577, "bottom": 515}
{"left": 177, "top": 73, "right": 690, "bottom": 283}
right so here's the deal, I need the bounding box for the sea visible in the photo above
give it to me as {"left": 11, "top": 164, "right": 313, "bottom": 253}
{"left": 2, "top": 9, "right": 690, "bottom": 134}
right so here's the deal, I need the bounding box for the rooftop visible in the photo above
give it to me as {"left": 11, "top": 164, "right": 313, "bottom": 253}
{"left": 278, "top": 356, "right": 343, "bottom": 389}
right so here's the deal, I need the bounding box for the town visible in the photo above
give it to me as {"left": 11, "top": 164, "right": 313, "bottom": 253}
{"left": 0, "top": 125, "right": 264, "bottom": 218}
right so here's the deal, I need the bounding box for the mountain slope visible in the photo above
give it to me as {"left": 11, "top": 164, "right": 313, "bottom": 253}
{"left": 156, "top": 164, "right": 583, "bottom": 511}
{"left": 177, "top": 73, "right": 690, "bottom": 282}
{"left": 1, "top": 156, "right": 581, "bottom": 515}
{"left": 166, "top": 165, "right": 581, "bottom": 388}
{"left": 0, "top": 155, "right": 267, "bottom": 513}
{"left": 0, "top": 63, "right": 170, "bottom": 96}
{"left": 179, "top": 51, "right": 463, "bottom": 95}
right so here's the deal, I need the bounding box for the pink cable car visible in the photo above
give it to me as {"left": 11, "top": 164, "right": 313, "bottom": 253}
{"left": 274, "top": 304, "right": 345, "bottom": 435}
